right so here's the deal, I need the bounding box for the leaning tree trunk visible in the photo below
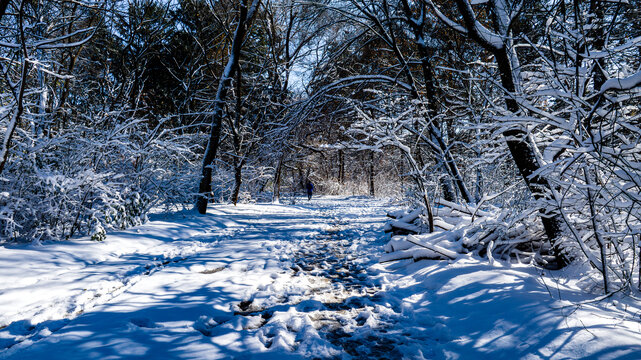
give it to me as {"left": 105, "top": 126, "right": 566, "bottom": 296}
{"left": 398, "top": 142, "right": 434, "bottom": 233}
{"left": 416, "top": 33, "right": 471, "bottom": 203}
{"left": 494, "top": 48, "right": 565, "bottom": 266}
{"left": 196, "top": 0, "right": 261, "bottom": 214}
{"left": 447, "top": 0, "right": 566, "bottom": 266}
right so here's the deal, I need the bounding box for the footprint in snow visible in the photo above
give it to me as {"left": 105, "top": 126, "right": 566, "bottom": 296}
{"left": 129, "top": 317, "right": 159, "bottom": 329}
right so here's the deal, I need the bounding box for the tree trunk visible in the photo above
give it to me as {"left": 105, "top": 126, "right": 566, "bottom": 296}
{"left": 0, "top": 2, "right": 29, "bottom": 176}
{"left": 230, "top": 57, "right": 244, "bottom": 206}
{"left": 297, "top": 166, "right": 305, "bottom": 191}
{"left": 494, "top": 47, "right": 565, "bottom": 266}
{"left": 417, "top": 41, "right": 470, "bottom": 203}
{"left": 400, "top": 146, "right": 434, "bottom": 233}
{"left": 196, "top": 0, "right": 261, "bottom": 214}
{"left": 445, "top": 0, "right": 566, "bottom": 266}
{"left": 272, "top": 154, "right": 284, "bottom": 204}
{"left": 0, "top": 0, "right": 9, "bottom": 21}
{"left": 368, "top": 151, "right": 375, "bottom": 197}
{"left": 439, "top": 172, "right": 456, "bottom": 202}
{"left": 475, "top": 127, "right": 483, "bottom": 203}
{"left": 338, "top": 149, "right": 345, "bottom": 184}
{"left": 231, "top": 163, "right": 243, "bottom": 206}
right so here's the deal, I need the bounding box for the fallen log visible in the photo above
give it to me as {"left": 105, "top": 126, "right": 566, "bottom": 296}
{"left": 406, "top": 234, "right": 458, "bottom": 260}
{"left": 435, "top": 198, "right": 492, "bottom": 218}
{"left": 384, "top": 236, "right": 415, "bottom": 252}
{"left": 386, "top": 209, "right": 407, "bottom": 219}
{"left": 379, "top": 248, "right": 447, "bottom": 263}
{"left": 383, "top": 220, "right": 421, "bottom": 235}
{"left": 384, "top": 218, "right": 453, "bottom": 235}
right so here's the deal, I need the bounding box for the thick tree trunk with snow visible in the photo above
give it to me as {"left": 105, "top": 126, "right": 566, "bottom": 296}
{"left": 494, "top": 46, "right": 566, "bottom": 267}
{"left": 439, "top": 0, "right": 567, "bottom": 266}
{"left": 196, "top": 0, "right": 261, "bottom": 214}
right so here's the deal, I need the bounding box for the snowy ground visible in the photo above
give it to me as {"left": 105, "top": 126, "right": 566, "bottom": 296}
{"left": 1, "top": 196, "right": 641, "bottom": 359}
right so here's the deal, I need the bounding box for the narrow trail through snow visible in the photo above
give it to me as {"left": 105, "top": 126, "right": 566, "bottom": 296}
{"left": 1, "top": 196, "right": 444, "bottom": 359}
{"left": 275, "top": 207, "right": 438, "bottom": 359}
{"left": 227, "top": 205, "right": 420, "bottom": 359}
{"left": 203, "top": 199, "right": 444, "bottom": 359}
{"left": 291, "top": 217, "right": 402, "bottom": 359}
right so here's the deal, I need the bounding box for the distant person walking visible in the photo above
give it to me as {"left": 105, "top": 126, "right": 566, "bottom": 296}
{"left": 306, "top": 181, "right": 314, "bottom": 200}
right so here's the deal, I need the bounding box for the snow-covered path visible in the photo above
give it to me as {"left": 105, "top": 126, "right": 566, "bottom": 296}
{"left": 2, "top": 196, "right": 641, "bottom": 359}
{"left": 0, "top": 197, "right": 413, "bottom": 359}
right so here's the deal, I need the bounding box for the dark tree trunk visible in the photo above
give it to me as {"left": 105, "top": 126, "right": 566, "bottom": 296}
{"left": 440, "top": 173, "right": 456, "bottom": 202}
{"left": 494, "top": 48, "right": 565, "bottom": 265}
{"left": 589, "top": 0, "right": 607, "bottom": 91}
{"left": 196, "top": 0, "right": 261, "bottom": 214}
{"left": 272, "top": 154, "right": 284, "bottom": 203}
{"left": 230, "top": 60, "right": 245, "bottom": 206}
{"left": 298, "top": 166, "right": 305, "bottom": 191}
{"left": 417, "top": 42, "right": 470, "bottom": 203}
{"left": 437, "top": 0, "right": 567, "bottom": 266}
{"left": 368, "top": 151, "right": 375, "bottom": 197}
{"left": 338, "top": 149, "right": 345, "bottom": 184}
{"left": 231, "top": 163, "right": 243, "bottom": 206}
{"left": 0, "top": 2, "right": 28, "bottom": 176}
{"left": 0, "top": 0, "right": 9, "bottom": 21}
{"left": 475, "top": 128, "right": 483, "bottom": 203}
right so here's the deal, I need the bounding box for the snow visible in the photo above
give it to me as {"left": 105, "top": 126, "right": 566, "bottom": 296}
{"left": 1, "top": 197, "right": 641, "bottom": 359}
{"left": 600, "top": 70, "right": 641, "bottom": 94}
